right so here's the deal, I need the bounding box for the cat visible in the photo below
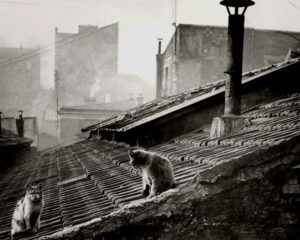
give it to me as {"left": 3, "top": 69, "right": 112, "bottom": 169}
{"left": 11, "top": 183, "right": 44, "bottom": 238}
{"left": 128, "top": 149, "right": 176, "bottom": 198}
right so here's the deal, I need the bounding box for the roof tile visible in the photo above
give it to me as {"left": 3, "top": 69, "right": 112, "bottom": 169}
{"left": 1, "top": 92, "right": 300, "bottom": 239}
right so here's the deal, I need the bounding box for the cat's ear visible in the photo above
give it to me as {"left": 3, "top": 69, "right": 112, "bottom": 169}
{"left": 37, "top": 183, "right": 43, "bottom": 189}
{"left": 26, "top": 184, "right": 32, "bottom": 190}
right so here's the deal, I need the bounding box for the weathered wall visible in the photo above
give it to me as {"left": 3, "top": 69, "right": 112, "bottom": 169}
{"left": 42, "top": 133, "right": 300, "bottom": 240}
{"left": 160, "top": 29, "right": 178, "bottom": 97}
{"left": 55, "top": 23, "right": 118, "bottom": 107}
{"left": 159, "top": 24, "right": 300, "bottom": 97}
{"left": 250, "top": 29, "right": 300, "bottom": 68}
{"left": 178, "top": 25, "right": 227, "bottom": 92}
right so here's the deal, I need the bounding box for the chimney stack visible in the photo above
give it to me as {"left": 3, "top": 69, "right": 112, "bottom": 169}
{"left": 156, "top": 38, "right": 163, "bottom": 99}
{"left": 158, "top": 38, "right": 162, "bottom": 55}
{"left": 16, "top": 110, "right": 24, "bottom": 138}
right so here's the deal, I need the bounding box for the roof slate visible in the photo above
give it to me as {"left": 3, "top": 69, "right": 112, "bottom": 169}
{"left": 1, "top": 91, "right": 300, "bottom": 239}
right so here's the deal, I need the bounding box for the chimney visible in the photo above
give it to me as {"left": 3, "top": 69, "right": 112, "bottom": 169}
{"left": 0, "top": 111, "right": 2, "bottom": 134}
{"left": 136, "top": 94, "right": 144, "bottom": 106}
{"left": 16, "top": 110, "right": 24, "bottom": 138}
{"left": 55, "top": 27, "right": 58, "bottom": 34}
{"left": 210, "top": 0, "right": 255, "bottom": 139}
{"left": 158, "top": 38, "right": 162, "bottom": 55}
{"left": 156, "top": 38, "right": 163, "bottom": 99}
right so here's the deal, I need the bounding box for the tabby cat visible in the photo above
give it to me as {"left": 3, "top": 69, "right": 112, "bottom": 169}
{"left": 11, "top": 183, "right": 44, "bottom": 238}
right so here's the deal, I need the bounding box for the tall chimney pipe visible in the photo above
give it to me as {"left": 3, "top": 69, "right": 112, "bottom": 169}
{"left": 156, "top": 38, "right": 163, "bottom": 98}
{"left": 158, "top": 38, "right": 162, "bottom": 55}
{"left": 16, "top": 110, "right": 24, "bottom": 138}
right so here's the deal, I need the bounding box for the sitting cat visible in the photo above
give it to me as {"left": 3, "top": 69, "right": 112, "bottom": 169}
{"left": 128, "top": 149, "right": 176, "bottom": 198}
{"left": 11, "top": 183, "right": 44, "bottom": 238}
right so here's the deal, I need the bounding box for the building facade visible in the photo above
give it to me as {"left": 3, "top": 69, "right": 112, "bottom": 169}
{"left": 59, "top": 100, "right": 137, "bottom": 142}
{"left": 0, "top": 47, "right": 41, "bottom": 112}
{"left": 157, "top": 24, "right": 300, "bottom": 97}
{"left": 55, "top": 23, "right": 118, "bottom": 107}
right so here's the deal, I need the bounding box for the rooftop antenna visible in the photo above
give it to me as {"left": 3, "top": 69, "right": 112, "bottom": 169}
{"left": 172, "top": 0, "right": 177, "bottom": 27}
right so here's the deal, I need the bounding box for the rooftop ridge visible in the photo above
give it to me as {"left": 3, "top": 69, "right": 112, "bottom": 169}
{"left": 82, "top": 58, "right": 300, "bottom": 134}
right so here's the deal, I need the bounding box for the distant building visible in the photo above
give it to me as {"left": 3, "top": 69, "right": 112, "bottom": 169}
{"left": 0, "top": 47, "right": 41, "bottom": 112}
{"left": 157, "top": 24, "right": 300, "bottom": 97}
{"left": 55, "top": 23, "right": 118, "bottom": 107}
{"left": 91, "top": 74, "right": 154, "bottom": 103}
{"left": 54, "top": 23, "right": 155, "bottom": 143}
{"left": 59, "top": 100, "right": 137, "bottom": 142}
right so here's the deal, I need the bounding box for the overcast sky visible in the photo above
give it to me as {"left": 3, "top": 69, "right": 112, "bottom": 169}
{"left": 0, "top": 0, "right": 299, "bottom": 88}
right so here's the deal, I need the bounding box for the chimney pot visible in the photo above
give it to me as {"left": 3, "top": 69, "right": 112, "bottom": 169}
{"left": 16, "top": 110, "right": 24, "bottom": 138}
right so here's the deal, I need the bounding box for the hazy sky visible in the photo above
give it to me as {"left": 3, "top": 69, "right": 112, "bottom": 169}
{"left": 0, "top": 0, "right": 299, "bottom": 88}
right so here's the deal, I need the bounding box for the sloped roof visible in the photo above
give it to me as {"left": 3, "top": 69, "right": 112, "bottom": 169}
{"left": 82, "top": 59, "right": 299, "bottom": 133}
{"left": 60, "top": 100, "right": 136, "bottom": 113}
{"left": 1, "top": 91, "right": 300, "bottom": 239}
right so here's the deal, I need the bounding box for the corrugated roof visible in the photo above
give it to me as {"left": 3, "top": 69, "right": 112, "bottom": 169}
{"left": 1, "top": 92, "right": 300, "bottom": 239}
